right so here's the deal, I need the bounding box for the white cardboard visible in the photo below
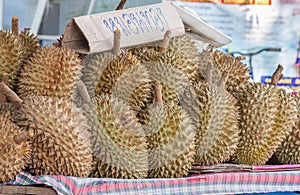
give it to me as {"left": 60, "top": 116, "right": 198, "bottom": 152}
{"left": 62, "top": 2, "right": 185, "bottom": 54}
{"left": 174, "top": 4, "right": 232, "bottom": 47}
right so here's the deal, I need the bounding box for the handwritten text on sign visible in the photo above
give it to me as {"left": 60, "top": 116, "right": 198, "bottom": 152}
{"left": 103, "top": 7, "right": 170, "bottom": 36}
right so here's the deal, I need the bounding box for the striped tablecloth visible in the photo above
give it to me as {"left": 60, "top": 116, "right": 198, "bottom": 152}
{"left": 12, "top": 170, "right": 300, "bottom": 195}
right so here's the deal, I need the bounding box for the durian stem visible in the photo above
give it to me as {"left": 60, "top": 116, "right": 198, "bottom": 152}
{"left": 116, "top": 0, "right": 127, "bottom": 10}
{"left": 205, "top": 62, "right": 213, "bottom": 86}
{"left": 12, "top": 16, "right": 19, "bottom": 35}
{"left": 0, "top": 74, "right": 8, "bottom": 103}
{"left": 159, "top": 30, "right": 171, "bottom": 53}
{"left": 77, "top": 80, "right": 91, "bottom": 103}
{"left": 218, "top": 71, "right": 229, "bottom": 88}
{"left": 270, "top": 64, "right": 283, "bottom": 86}
{"left": 13, "top": 130, "right": 34, "bottom": 145}
{"left": 154, "top": 82, "right": 163, "bottom": 106}
{"left": 0, "top": 82, "right": 23, "bottom": 106}
{"left": 113, "top": 29, "right": 121, "bottom": 56}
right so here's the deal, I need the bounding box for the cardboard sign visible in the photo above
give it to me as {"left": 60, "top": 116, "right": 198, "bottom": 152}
{"left": 62, "top": 2, "right": 185, "bottom": 54}
{"left": 173, "top": 4, "right": 232, "bottom": 47}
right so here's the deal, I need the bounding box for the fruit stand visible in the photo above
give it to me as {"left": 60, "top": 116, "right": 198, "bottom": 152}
{"left": 1, "top": 1, "right": 300, "bottom": 195}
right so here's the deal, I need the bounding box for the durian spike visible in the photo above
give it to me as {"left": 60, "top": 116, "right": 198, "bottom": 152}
{"left": 270, "top": 64, "right": 283, "bottom": 86}
{"left": 116, "top": 0, "right": 127, "bottom": 10}
{"left": 218, "top": 71, "right": 229, "bottom": 89}
{"left": 205, "top": 62, "right": 213, "bottom": 86}
{"left": 0, "top": 82, "right": 23, "bottom": 106}
{"left": 159, "top": 30, "right": 171, "bottom": 53}
{"left": 0, "top": 74, "right": 8, "bottom": 103}
{"left": 13, "top": 130, "right": 34, "bottom": 145}
{"left": 113, "top": 29, "right": 121, "bottom": 56}
{"left": 12, "top": 16, "right": 19, "bottom": 35}
{"left": 154, "top": 82, "right": 163, "bottom": 106}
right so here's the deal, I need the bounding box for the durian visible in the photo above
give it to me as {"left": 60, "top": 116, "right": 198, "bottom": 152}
{"left": 14, "top": 96, "right": 93, "bottom": 177}
{"left": 19, "top": 28, "right": 40, "bottom": 64}
{"left": 232, "top": 82, "right": 278, "bottom": 165}
{"left": 84, "top": 95, "right": 148, "bottom": 179}
{"left": 274, "top": 93, "right": 299, "bottom": 164}
{"left": 80, "top": 30, "right": 151, "bottom": 112}
{"left": 17, "top": 46, "right": 82, "bottom": 100}
{"left": 143, "top": 83, "right": 196, "bottom": 178}
{"left": 182, "top": 66, "right": 240, "bottom": 166}
{"left": 198, "top": 49, "right": 250, "bottom": 92}
{"left": 233, "top": 65, "right": 297, "bottom": 165}
{"left": 0, "top": 103, "right": 31, "bottom": 182}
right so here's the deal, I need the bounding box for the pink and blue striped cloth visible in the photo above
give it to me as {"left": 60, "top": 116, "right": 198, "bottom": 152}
{"left": 12, "top": 169, "right": 300, "bottom": 195}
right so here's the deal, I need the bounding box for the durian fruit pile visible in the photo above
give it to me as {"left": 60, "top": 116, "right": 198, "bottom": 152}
{"left": 1, "top": 11, "right": 300, "bottom": 183}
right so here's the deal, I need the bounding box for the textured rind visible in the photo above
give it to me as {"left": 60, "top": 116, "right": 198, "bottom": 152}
{"left": 275, "top": 93, "right": 300, "bottom": 164}
{"left": 183, "top": 82, "right": 240, "bottom": 165}
{"left": 144, "top": 103, "right": 196, "bottom": 178}
{"left": 198, "top": 49, "right": 250, "bottom": 91}
{"left": 232, "top": 83, "right": 278, "bottom": 165}
{"left": 14, "top": 96, "right": 93, "bottom": 177}
{"left": 81, "top": 52, "right": 151, "bottom": 113}
{"left": 19, "top": 29, "right": 40, "bottom": 64}
{"left": 213, "top": 50, "right": 251, "bottom": 93}
{"left": 0, "top": 103, "right": 30, "bottom": 182}
{"left": 17, "top": 46, "right": 82, "bottom": 99}
{"left": 84, "top": 95, "right": 148, "bottom": 179}
{"left": 0, "top": 31, "right": 23, "bottom": 89}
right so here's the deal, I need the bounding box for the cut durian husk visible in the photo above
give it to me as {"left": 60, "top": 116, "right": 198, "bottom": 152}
{"left": 142, "top": 83, "right": 196, "bottom": 178}
{"left": 14, "top": 96, "right": 93, "bottom": 177}
{"left": 275, "top": 93, "right": 300, "bottom": 164}
{"left": 0, "top": 103, "right": 30, "bottom": 182}
{"left": 17, "top": 46, "right": 82, "bottom": 100}
{"left": 232, "top": 82, "right": 280, "bottom": 165}
{"left": 82, "top": 95, "right": 148, "bottom": 179}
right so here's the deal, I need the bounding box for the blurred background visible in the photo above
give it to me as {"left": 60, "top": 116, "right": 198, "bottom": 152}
{"left": 1, "top": 0, "right": 300, "bottom": 87}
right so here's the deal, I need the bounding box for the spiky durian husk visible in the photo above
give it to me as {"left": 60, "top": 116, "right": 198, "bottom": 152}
{"left": 143, "top": 61, "right": 191, "bottom": 105}
{"left": 168, "top": 34, "right": 200, "bottom": 65}
{"left": 0, "top": 31, "right": 23, "bottom": 89}
{"left": 0, "top": 103, "right": 30, "bottom": 182}
{"left": 232, "top": 82, "right": 278, "bottom": 165}
{"left": 84, "top": 95, "right": 148, "bottom": 179}
{"left": 275, "top": 93, "right": 300, "bottom": 164}
{"left": 14, "top": 96, "right": 93, "bottom": 177}
{"left": 131, "top": 46, "right": 200, "bottom": 83}
{"left": 19, "top": 29, "right": 40, "bottom": 63}
{"left": 212, "top": 50, "right": 251, "bottom": 93}
{"left": 143, "top": 103, "right": 196, "bottom": 178}
{"left": 81, "top": 52, "right": 151, "bottom": 113}
{"left": 182, "top": 82, "right": 240, "bottom": 165}
{"left": 197, "top": 49, "right": 250, "bottom": 90}
{"left": 17, "top": 46, "right": 82, "bottom": 99}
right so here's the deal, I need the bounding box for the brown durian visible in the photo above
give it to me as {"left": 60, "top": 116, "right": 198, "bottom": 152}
{"left": 143, "top": 83, "right": 196, "bottom": 178}
{"left": 17, "top": 46, "right": 82, "bottom": 100}
{"left": 0, "top": 103, "right": 31, "bottom": 182}
{"left": 80, "top": 30, "right": 151, "bottom": 113}
{"left": 182, "top": 67, "right": 240, "bottom": 166}
{"left": 14, "top": 96, "right": 93, "bottom": 177}
{"left": 274, "top": 93, "right": 299, "bottom": 164}
{"left": 84, "top": 95, "right": 148, "bottom": 179}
